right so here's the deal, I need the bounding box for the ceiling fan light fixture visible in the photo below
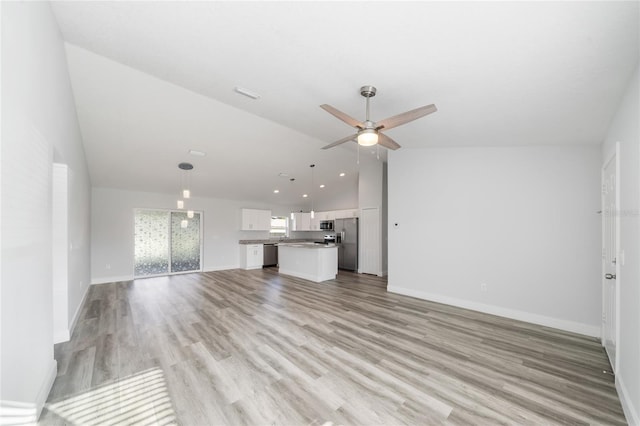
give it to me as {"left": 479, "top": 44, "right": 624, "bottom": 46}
{"left": 357, "top": 129, "right": 378, "bottom": 146}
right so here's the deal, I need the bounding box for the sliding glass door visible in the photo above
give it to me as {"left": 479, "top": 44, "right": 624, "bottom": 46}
{"left": 134, "top": 209, "right": 202, "bottom": 277}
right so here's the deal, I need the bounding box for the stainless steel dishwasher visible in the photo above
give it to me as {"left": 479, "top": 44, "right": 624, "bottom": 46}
{"left": 263, "top": 243, "right": 278, "bottom": 267}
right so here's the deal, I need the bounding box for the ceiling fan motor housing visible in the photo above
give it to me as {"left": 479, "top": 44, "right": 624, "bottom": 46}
{"left": 360, "top": 86, "right": 376, "bottom": 98}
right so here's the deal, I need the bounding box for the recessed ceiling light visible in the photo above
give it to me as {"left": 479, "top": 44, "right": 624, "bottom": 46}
{"left": 303, "top": 194, "right": 308, "bottom": 198}
{"left": 273, "top": 189, "right": 279, "bottom": 193}
{"left": 339, "top": 172, "right": 346, "bottom": 177}
{"left": 189, "top": 150, "right": 206, "bottom": 157}
{"left": 319, "top": 184, "right": 325, "bottom": 188}
{"left": 234, "top": 86, "right": 261, "bottom": 100}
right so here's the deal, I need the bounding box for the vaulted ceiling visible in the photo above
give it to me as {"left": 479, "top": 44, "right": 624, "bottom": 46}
{"left": 51, "top": 1, "right": 639, "bottom": 206}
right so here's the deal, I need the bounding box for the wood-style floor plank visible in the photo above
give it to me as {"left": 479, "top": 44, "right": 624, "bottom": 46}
{"left": 39, "top": 268, "right": 626, "bottom": 425}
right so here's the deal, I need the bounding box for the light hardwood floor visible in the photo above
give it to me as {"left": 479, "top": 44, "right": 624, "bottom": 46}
{"left": 39, "top": 269, "right": 626, "bottom": 425}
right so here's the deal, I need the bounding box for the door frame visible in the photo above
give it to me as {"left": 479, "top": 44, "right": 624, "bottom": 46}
{"left": 601, "top": 143, "right": 620, "bottom": 373}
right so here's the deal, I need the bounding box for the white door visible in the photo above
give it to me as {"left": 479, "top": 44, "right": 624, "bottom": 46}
{"left": 602, "top": 152, "right": 618, "bottom": 371}
{"left": 360, "top": 207, "right": 381, "bottom": 276}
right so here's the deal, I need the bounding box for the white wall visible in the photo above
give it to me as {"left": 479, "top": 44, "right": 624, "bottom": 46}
{"left": 52, "top": 164, "right": 69, "bottom": 344}
{"left": 314, "top": 176, "right": 358, "bottom": 212}
{"left": 602, "top": 64, "right": 639, "bottom": 426}
{"left": 91, "top": 187, "right": 300, "bottom": 283}
{"left": 1, "top": 1, "right": 91, "bottom": 418}
{"left": 388, "top": 146, "right": 602, "bottom": 336}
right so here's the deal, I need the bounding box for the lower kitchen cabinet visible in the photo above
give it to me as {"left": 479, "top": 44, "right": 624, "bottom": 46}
{"left": 239, "top": 244, "right": 264, "bottom": 270}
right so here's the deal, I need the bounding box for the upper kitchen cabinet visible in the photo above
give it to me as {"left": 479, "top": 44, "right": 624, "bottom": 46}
{"left": 310, "top": 215, "right": 320, "bottom": 231}
{"left": 316, "top": 211, "right": 335, "bottom": 221}
{"left": 335, "top": 209, "right": 359, "bottom": 219}
{"left": 241, "top": 208, "right": 271, "bottom": 231}
{"left": 291, "top": 212, "right": 311, "bottom": 231}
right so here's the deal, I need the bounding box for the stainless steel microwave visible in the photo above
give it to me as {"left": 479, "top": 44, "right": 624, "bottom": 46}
{"left": 320, "top": 220, "right": 334, "bottom": 230}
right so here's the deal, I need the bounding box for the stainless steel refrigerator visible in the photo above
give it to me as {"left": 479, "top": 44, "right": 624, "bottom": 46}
{"left": 335, "top": 218, "right": 358, "bottom": 271}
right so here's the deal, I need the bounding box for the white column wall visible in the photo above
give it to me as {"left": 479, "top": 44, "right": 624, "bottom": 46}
{"left": 1, "top": 1, "right": 91, "bottom": 417}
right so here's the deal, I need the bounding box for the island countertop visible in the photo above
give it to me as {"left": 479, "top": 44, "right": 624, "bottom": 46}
{"left": 238, "top": 239, "right": 317, "bottom": 245}
{"left": 277, "top": 242, "right": 336, "bottom": 249}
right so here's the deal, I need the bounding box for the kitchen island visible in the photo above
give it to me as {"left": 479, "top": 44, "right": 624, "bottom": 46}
{"left": 278, "top": 243, "right": 338, "bottom": 283}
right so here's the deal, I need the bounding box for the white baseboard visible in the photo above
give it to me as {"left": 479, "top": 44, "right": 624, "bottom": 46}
{"left": 617, "top": 376, "right": 639, "bottom": 426}
{"left": 91, "top": 268, "right": 241, "bottom": 285}
{"left": 91, "top": 274, "right": 134, "bottom": 285}
{"left": 203, "top": 264, "right": 238, "bottom": 272}
{"left": 0, "top": 400, "right": 38, "bottom": 425}
{"left": 36, "top": 359, "right": 57, "bottom": 420}
{"left": 53, "top": 282, "right": 91, "bottom": 344}
{"left": 53, "top": 329, "right": 69, "bottom": 344}
{"left": 0, "top": 361, "right": 54, "bottom": 424}
{"left": 387, "top": 285, "right": 600, "bottom": 337}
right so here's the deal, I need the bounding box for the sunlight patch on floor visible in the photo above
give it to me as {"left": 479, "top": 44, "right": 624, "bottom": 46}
{"left": 46, "top": 368, "right": 176, "bottom": 425}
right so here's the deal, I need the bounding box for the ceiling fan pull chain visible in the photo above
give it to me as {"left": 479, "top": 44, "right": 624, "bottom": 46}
{"left": 357, "top": 143, "right": 360, "bottom": 165}
{"left": 377, "top": 144, "right": 380, "bottom": 160}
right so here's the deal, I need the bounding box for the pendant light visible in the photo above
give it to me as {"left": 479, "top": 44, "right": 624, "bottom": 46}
{"left": 177, "top": 162, "right": 194, "bottom": 225}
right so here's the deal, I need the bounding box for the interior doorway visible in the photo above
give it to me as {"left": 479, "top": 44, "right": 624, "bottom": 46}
{"left": 602, "top": 146, "right": 619, "bottom": 372}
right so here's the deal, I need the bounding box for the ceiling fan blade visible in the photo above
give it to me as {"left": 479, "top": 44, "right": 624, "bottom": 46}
{"left": 377, "top": 132, "right": 401, "bottom": 151}
{"left": 375, "top": 104, "right": 437, "bottom": 131}
{"left": 320, "top": 104, "right": 364, "bottom": 129}
{"left": 321, "top": 134, "right": 357, "bottom": 150}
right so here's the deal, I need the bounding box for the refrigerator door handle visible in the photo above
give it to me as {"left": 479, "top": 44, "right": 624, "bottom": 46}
{"left": 341, "top": 231, "right": 345, "bottom": 242}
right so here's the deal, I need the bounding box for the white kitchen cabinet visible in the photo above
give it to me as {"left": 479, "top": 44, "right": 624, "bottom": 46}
{"left": 291, "top": 212, "right": 311, "bottom": 231}
{"left": 310, "top": 215, "right": 321, "bottom": 231}
{"left": 239, "top": 244, "right": 264, "bottom": 270}
{"left": 335, "top": 209, "right": 358, "bottom": 219}
{"left": 241, "top": 208, "right": 271, "bottom": 231}
{"left": 315, "top": 211, "right": 330, "bottom": 221}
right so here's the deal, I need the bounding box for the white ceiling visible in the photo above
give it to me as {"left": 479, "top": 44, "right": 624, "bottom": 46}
{"left": 51, "top": 1, "right": 639, "bottom": 207}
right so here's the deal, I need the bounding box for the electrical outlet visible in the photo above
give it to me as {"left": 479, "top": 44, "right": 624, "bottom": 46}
{"left": 106, "top": 264, "right": 111, "bottom": 270}
{"left": 480, "top": 283, "right": 487, "bottom": 292}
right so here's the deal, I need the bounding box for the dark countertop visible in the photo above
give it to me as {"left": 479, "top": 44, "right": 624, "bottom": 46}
{"left": 239, "top": 239, "right": 314, "bottom": 245}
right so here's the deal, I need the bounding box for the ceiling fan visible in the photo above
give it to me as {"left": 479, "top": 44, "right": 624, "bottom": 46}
{"left": 320, "top": 86, "right": 437, "bottom": 151}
